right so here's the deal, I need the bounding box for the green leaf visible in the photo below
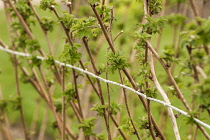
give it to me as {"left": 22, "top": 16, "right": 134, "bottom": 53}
{"left": 40, "top": 17, "right": 55, "bottom": 32}
{"left": 107, "top": 51, "right": 130, "bottom": 73}
{"left": 14, "top": 0, "right": 34, "bottom": 21}
{"left": 110, "top": 102, "right": 123, "bottom": 115}
{"left": 88, "top": 0, "right": 100, "bottom": 5}
{"left": 26, "top": 39, "right": 40, "bottom": 53}
{"left": 148, "top": 0, "right": 163, "bottom": 15}
{"left": 138, "top": 116, "right": 149, "bottom": 129}
{"left": 97, "top": 133, "right": 105, "bottom": 140}
{"left": 145, "top": 87, "right": 157, "bottom": 98}
{"left": 45, "top": 55, "right": 55, "bottom": 66}
{"left": 139, "top": 15, "right": 168, "bottom": 34}
{"left": 118, "top": 118, "right": 136, "bottom": 136}
{"left": 78, "top": 117, "right": 96, "bottom": 136}
{"left": 29, "top": 56, "right": 42, "bottom": 67}
{"left": 71, "top": 17, "right": 100, "bottom": 38}
{"left": 96, "top": 5, "right": 111, "bottom": 24}
{"left": 90, "top": 103, "right": 107, "bottom": 116}
{"left": 63, "top": 83, "right": 76, "bottom": 101}
{"left": 0, "top": 99, "right": 8, "bottom": 112}
{"left": 10, "top": 96, "right": 22, "bottom": 111}
{"left": 59, "top": 13, "right": 76, "bottom": 29}
{"left": 59, "top": 43, "right": 81, "bottom": 64}
{"left": 40, "top": 0, "right": 57, "bottom": 11}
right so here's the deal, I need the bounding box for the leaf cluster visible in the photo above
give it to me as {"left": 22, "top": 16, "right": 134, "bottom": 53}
{"left": 198, "top": 78, "right": 210, "bottom": 105}
{"left": 140, "top": 15, "right": 168, "bottom": 35}
{"left": 134, "top": 32, "right": 151, "bottom": 49}
{"left": 118, "top": 118, "right": 135, "bottom": 136}
{"left": 160, "top": 48, "right": 179, "bottom": 67}
{"left": 63, "top": 83, "right": 76, "bottom": 102}
{"left": 59, "top": 43, "right": 82, "bottom": 64}
{"left": 26, "top": 39, "right": 41, "bottom": 53}
{"left": 59, "top": 13, "right": 101, "bottom": 39}
{"left": 145, "top": 87, "right": 157, "bottom": 98}
{"left": 13, "top": 0, "right": 34, "bottom": 22}
{"left": 45, "top": 55, "right": 55, "bottom": 67}
{"left": 78, "top": 117, "right": 96, "bottom": 136}
{"left": 90, "top": 103, "right": 107, "bottom": 116}
{"left": 71, "top": 17, "right": 101, "bottom": 38}
{"left": 107, "top": 51, "right": 130, "bottom": 73}
{"left": 88, "top": 0, "right": 100, "bottom": 5}
{"left": 96, "top": 5, "right": 112, "bottom": 26}
{"left": 40, "top": 17, "right": 55, "bottom": 32}
{"left": 148, "top": 0, "right": 162, "bottom": 15}
{"left": 138, "top": 116, "right": 149, "bottom": 129}
{"left": 110, "top": 102, "right": 123, "bottom": 115}
{"left": 0, "top": 96, "right": 22, "bottom": 112}
{"left": 181, "top": 18, "right": 210, "bottom": 48}
{"left": 29, "top": 56, "right": 42, "bottom": 67}
{"left": 40, "top": 0, "right": 57, "bottom": 11}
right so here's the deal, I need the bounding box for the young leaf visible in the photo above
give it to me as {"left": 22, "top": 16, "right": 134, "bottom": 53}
{"left": 78, "top": 117, "right": 96, "bottom": 136}
{"left": 59, "top": 43, "right": 81, "bottom": 64}
{"left": 107, "top": 51, "right": 130, "bottom": 73}
{"left": 40, "top": 0, "right": 57, "bottom": 11}
{"left": 90, "top": 103, "right": 107, "bottom": 116}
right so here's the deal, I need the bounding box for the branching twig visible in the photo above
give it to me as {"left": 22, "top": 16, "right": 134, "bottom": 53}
{"left": 148, "top": 50, "right": 181, "bottom": 140}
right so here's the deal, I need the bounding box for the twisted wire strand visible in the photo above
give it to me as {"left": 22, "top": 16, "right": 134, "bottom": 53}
{"left": 0, "top": 46, "right": 210, "bottom": 130}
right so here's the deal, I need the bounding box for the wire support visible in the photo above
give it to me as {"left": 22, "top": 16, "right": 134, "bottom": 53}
{"left": 0, "top": 46, "right": 210, "bottom": 130}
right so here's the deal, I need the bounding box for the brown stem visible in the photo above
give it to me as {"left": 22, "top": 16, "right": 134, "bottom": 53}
{"left": 113, "top": 30, "right": 123, "bottom": 42}
{"left": 0, "top": 90, "right": 13, "bottom": 140}
{"left": 69, "top": 101, "right": 82, "bottom": 123}
{"left": 7, "top": 0, "right": 33, "bottom": 39}
{"left": 146, "top": 41, "right": 210, "bottom": 139}
{"left": 27, "top": 0, "right": 53, "bottom": 55}
{"left": 7, "top": 0, "right": 46, "bottom": 57}
{"left": 110, "top": 115, "right": 127, "bottom": 140}
{"left": 197, "top": 125, "right": 210, "bottom": 139}
{"left": 91, "top": 4, "right": 115, "bottom": 53}
{"left": 148, "top": 50, "right": 180, "bottom": 140}
{"left": 67, "top": 1, "right": 73, "bottom": 14}
{"left": 62, "top": 66, "right": 66, "bottom": 140}
{"left": 186, "top": 45, "right": 200, "bottom": 83}
{"left": 105, "top": 73, "right": 112, "bottom": 140}
{"left": 147, "top": 100, "right": 157, "bottom": 140}
{"left": 82, "top": 37, "right": 110, "bottom": 135}
{"left": 91, "top": 3, "right": 165, "bottom": 139}
{"left": 106, "top": 48, "right": 112, "bottom": 140}
{"left": 79, "top": 61, "right": 100, "bottom": 97}
{"left": 119, "top": 70, "right": 141, "bottom": 140}
{"left": 27, "top": 1, "right": 62, "bottom": 85}
{"left": 12, "top": 46, "right": 30, "bottom": 140}
{"left": 82, "top": 37, "right": 98, "bottom": 73}
{"left": 188, "top": 0, "right": 199, "bottom": 17}
{"left": 72, "top": 69, "right": 84, "bottom": 118}
{"left": 22, "top": 66, "right": 77, "bottom": 139}
{"left": 146, "top": 41, "right": 191, "bottom": 110}
{"left": 51, "top": 6, "right": 73, "bottom": 46}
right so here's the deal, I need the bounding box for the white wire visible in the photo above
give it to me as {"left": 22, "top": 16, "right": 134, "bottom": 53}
{"left": 0, "top": 46, "right": 210, "bottom": 130}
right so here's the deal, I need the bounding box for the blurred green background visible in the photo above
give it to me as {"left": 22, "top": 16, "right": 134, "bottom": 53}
{"left": 0, "top": 1, "right": 210, "bottom": 140}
